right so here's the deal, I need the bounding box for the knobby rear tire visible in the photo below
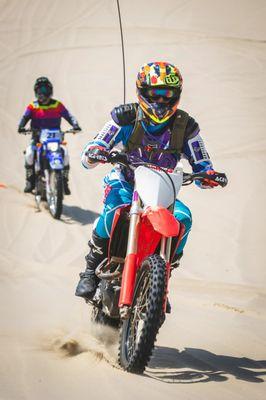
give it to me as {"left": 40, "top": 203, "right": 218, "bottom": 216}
{"left": 119, "top": 254, "right": 166, "bottom": 374}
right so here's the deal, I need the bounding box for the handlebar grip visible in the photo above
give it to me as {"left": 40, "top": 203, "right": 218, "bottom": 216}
{"left": 191, "top": 172, "right": 228, "bottom": 187}
{"left": 84, "top": 150, "right": 129, "bottom": 166}
{"left": 207, "top": 172, "right": 228, "bottom": 187}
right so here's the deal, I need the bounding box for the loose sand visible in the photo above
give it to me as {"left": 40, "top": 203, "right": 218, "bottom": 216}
{"left": 0, "top": 1, "right": 265, "bottom": 399}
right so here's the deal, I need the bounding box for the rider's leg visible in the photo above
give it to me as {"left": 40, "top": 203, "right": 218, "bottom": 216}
{"left": 94, "top": 179, "right": 133, "bottom": 238}
{"left": 172, "top": 199, "right": 193, "bottom": 266}
{"left": 75, "top": 230, "right": 109, "bottom": 298}
{"left": 75, "top": 178, "right": 133, "bottom": 299}
{"left": 24, "top": 145, "right": 35, "bottom": 193}
{"left": 61, "top": 145, "right": 71, "bottom": 195}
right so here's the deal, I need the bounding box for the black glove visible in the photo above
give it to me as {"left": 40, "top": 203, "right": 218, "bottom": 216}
{"left": 18, "top": 127, "right": 26, "bottom": 133}
{"left": 108, "top": 151, "right": 128, "bottom": 165}
{"left": 72, "top": 125, "right": 81, "bottom": 132}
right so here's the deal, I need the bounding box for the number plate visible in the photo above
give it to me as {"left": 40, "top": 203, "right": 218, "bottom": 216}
{"left": 40, "top": 129, "right": 62, "bottom": 143}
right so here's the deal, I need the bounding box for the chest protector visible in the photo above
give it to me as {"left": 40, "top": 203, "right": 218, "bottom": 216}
{"left": 125, "top": 107, "right": 189, "bottom": 155}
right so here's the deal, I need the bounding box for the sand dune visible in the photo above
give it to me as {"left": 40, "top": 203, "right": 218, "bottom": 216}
{"left": 0, "top": 1, "right": 265, "bottom": 399}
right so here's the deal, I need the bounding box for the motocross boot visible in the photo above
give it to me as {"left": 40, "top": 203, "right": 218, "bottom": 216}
{"left": 24, "top": 165, "right": 35, "bottom": 193}
{"left": 75, "top": 231, "right": 109, "bottom": 299}
{"left": 63, "top": 165, "right": 71, "bottom": 195}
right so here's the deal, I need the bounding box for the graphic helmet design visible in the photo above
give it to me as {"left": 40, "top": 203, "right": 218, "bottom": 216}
{"left": 136, "top": 62, "right": 183, "bottom": 124}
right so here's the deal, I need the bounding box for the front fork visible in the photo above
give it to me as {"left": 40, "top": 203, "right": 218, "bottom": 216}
{"left": 119, "top": 191, "right": 141, "bottom": 317}
{"left": 34, "top": 146, "right": 51, "bottom": 208}
{"left": 44, "top": 169, "right": 50, "bottom": 197}
{"left": 34, "top": 148, "right": 42, "bottom": 210}
{"left": 160, "top": 201, "right": 176, "bottom": 312}
{"left": 119, "top": 191, "right": 173, "bottom": 317}
{"left": 160, "top": 236, "right": 172, "bottom": 313}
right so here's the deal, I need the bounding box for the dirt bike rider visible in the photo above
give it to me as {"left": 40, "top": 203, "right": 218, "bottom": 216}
{"left": 75, "top": 61, "right": 222, "bottom": 300}
{"left": 18, "top": 77, "right": 81, "bottom": 194}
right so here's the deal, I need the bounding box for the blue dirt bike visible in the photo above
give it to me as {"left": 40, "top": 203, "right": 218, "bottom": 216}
{"left": 24, "top": 128, "right": 77, "bottom": 219}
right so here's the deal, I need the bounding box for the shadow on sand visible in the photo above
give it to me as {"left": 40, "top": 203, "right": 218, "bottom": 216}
{"left": 146, "top": 346, "right": 266, "bottom": 384}
{"left": 62, "top": 205, "right": 100, "bottom": 225}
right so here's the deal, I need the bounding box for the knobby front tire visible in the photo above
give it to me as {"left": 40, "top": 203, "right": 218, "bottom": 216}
{"left": 49, "top": 170, "right": 63, "bottom": 219}
{"left": 119, "top": 254, "right": 166, "bottom": 374}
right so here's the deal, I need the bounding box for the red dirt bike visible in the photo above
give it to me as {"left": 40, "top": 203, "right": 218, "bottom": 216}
{"left": 89, "top": 151, "right": 227, "bottom": 373}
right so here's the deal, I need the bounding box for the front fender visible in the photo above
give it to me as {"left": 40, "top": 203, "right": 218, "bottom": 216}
{"left": 143, "top": 206, "right": 180, "bottom": 237}
{"left": 47, "top": 151, "right": 64, "bottom": 170}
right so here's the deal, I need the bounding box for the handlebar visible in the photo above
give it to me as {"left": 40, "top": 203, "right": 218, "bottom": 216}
{"left": 62, "top": 129, "right": 81, "bottom": 134}
{"left": 19, "top": 128, "right": 81, "bottom": 135}
{"left": 86, "top": 150, "right": 228, "bottom": 188}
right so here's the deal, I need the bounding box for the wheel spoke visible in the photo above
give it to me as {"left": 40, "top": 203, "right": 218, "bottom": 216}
{"left": 126, "top": 273, "right": 151, "bottom": 356}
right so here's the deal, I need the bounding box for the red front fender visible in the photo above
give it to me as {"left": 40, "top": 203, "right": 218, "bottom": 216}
{"left": 143, "top": 206, "right": 180, "bottom": 237}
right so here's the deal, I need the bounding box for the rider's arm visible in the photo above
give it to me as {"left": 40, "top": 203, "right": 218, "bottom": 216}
{"left": 82, "top": 104, "right": 136, "bottom": 169}
{"left": 182, "top": 117, "right": 214, "bottom": 172}
{"left": 59, "top": 102, "right": 81, "bottom": 130}
{"left": 18, "top": 104, "right": 32, "bottom": 132}
{"left": 182, "top": 118, "right": 218, "bottom": 188}
{"left": 81, "top": 120, "right": 132, "bottom": 169}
